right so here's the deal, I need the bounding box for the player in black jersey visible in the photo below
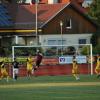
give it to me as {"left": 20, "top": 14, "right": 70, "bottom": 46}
{"left": 12, "top": 58, "right": 19, "bottom": 80}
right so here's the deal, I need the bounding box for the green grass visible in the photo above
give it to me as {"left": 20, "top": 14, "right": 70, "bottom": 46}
{"left": 0, "top": 75, "right": 100, "bottom": 100}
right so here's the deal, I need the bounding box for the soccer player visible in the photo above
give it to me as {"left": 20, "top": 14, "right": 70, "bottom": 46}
{"left": 12, "top": 58, "right": 19, "bottom": 81}
{"left": 34, "top": 50, "right": 43, "bottom": 71}
{"left": 0, "top": 61, "right": 9, "bottom": 82}
{"left": 72, "top": 60, "right": 80, "bottom": 80}
{"left": 95, "top": 56, "right": 100, "bottom": 78}
{"left": 27, "top": 54, "right": 33, "bottom": 78}
{"left": 72, "top": 55, "right": 77, "bottom": 62}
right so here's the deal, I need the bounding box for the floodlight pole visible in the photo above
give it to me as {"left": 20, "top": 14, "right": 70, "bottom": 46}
{"left": 60, "top": 21, "right": 63, "bottom": 56}
{"left": 90, "top": 44, "right": 93, "bottom": 75}
{"left": 35, "top": 0, "right": 38, "bottom": 45}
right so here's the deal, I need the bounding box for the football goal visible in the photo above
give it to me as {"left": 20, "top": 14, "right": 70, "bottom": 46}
{"left": 12, "top": 44, "right": 93, "bottom": 76}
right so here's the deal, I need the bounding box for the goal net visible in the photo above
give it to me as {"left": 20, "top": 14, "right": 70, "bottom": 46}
{"left": 12, "top": 44, "right": 93, "bottom": 76}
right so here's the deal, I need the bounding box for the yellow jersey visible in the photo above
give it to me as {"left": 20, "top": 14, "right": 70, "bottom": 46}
{"left": 96, "top": 57, "right": 100, "bottom": 69}
{"left": 72, "top": 62, "right": 79, "bottom": 74}
{"left": 0, "top": 63, "right": 8, "bottom": 76}
{"left": 27, "top": 57, "right": 33, "bottom": 70}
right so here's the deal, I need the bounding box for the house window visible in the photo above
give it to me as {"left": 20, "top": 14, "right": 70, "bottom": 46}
{"left": 66, "top": 18, "right": 72, "bottom": 29}
{"left": 79, "top": 39, "right": 86, "bottom": 44}
{"left": 58, "top": 40, "right": 66, "bottom": 45}
{"left": 48, "top": 39, "right": 66, "bottom": 45}
{"left": 48, "top": 40, "right": 57, "bottom": 45}
{"left": 32, "top": 0, "right": 40, "bottom": 3}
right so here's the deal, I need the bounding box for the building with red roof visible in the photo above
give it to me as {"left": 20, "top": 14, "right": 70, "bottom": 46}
{"left": 0, "top": 0, "right": 97, "bottom": 47}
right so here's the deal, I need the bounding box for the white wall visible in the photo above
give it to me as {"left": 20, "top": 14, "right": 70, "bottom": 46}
{"left": 27, "top": 37, "right": 36, "bottom": 45}
{"left": 48, "top": 0, "right": 58, "bottom": 4}
{"left": 24, "top": 0, "right": 32, "bottom": 3}
{"left": 12, "top": 36, "right": 37, "bottom": 45}
{"left": 12, "top": 34, "right": 92, "bottom": 46}
{"left": 39, "top": 34, "right": 92, "bottom": 45}
{"left": 12, "top": 36, "right": 25, "bottom": 45}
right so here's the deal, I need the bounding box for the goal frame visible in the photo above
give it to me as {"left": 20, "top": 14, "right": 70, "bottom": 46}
{"left": 12, "top": 44, "right": 93, "bottom": 76}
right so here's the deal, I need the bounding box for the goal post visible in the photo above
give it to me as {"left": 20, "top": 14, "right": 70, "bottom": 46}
{"left": 12, "top": 44, "right": 93, "bottom": 76}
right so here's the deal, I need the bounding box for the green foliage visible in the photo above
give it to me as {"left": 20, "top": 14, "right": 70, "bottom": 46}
{"left": 80, "top": 46, "right": 90, "bottom": 55}
{"left": 90, "top": 33, "right": 98, "bottom": 47}
{"left": 93, "top": 44, "right": 100, "bottom": 54}
{"left": 90, "top": 33, "right": 100, "bottom": 55}
{"left": 88, "top": 0, "right": 100, "bottom": 54}
{"left": 45, "top": 47, "right": 57, "bottom": 56}
{"left": 88, "top": 0, "right": 100, "bottom": 25}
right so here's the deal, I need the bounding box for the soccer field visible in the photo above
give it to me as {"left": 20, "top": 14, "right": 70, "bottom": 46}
{"left": 0, "top": 75, "right": 100, "bottom": 100}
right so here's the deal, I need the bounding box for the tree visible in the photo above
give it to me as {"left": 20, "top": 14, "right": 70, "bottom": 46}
{"left": 89, "top": 0, "right": 100, "bottom": 54}
{"left": 90, "top": 33, "right": 98, "bottom": 47}
{"left": 93, "top": 44, "right": 100, "bottom": 54}
{"left": 88, "top": 0, "right": 100, "bottom": 26}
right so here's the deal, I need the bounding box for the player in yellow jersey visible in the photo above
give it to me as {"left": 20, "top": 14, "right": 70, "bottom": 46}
{"left": 0, "top": 61, "right": 9, "bottom": 82}
{"left": 72, "top": 60, "right": 80, "bottom": 80}
{"left": 95, "top": 56, "right": 100, "bottom": 78}
{"left": 27, "top": 54, "right": 33, "bottom": 78}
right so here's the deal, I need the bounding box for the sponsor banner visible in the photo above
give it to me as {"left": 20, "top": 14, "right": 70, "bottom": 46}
{"left": 59, "top": 56, "right": 87, "bottom": 64}
{"left": 76, "top": 56, "right": 87, "bottom": 63}
{"left": 42, "top": 58, "right": 59, "bottom": 65}
{"left": 59, "top": 57, "right": 70, "bottom": 64}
